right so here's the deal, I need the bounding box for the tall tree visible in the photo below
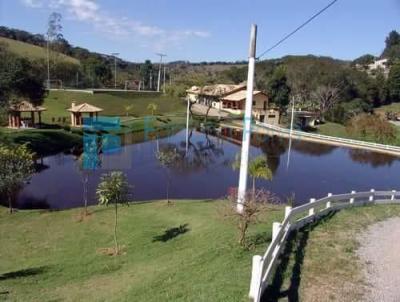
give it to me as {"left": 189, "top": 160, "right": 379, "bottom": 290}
{"left": 310, "top": 85, "right": 341, "bottom": 119}
{"left": 0, "top": 144, "right": 35, "bottom": 213}
{"left": 267, "top": 66, "right": 291, "bottom": 115}
{"left": 47, "top": 12, "right": 63, "bottom": 42}
{"left": 382, "top": 30, "right": 400, "bottom": 62}
{"left": 385, "top": 31, "right": 400, "bottom": 50}
{"left": 156, "top": 147, "right": 181, "bottom": 204}
{"left": 387, "top": 61, "right": 400, "bottom": 102}
{"left": 0, "top": 48, "right": 45, "bottom": 107}
{"left": 47, "top": 12, "right": 63, "bottom": 85}
{"left": 82, "top": 57, "right": 112, "bottom": 87}
{"left": 96, "top": 171, "right": 130, "bottom": 255}
{"left": 140, "top": 60, "right": 153, "bottom": 89}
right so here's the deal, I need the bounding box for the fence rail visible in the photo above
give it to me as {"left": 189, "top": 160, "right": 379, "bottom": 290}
{"left": 254, "top": 121, "right": 400, "bottom": 155}
{"left": 249, "top": 189, "right": 400, "bottom": 301}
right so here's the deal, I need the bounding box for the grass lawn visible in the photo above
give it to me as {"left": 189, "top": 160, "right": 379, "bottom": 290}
{"left": 0, "top": 37, "right": 79, "bottom": 65}
{"left": 0, "top": 128, "right": 82, "bottom": 156}
{"left": 0, "top": 200, "right": 283, "bottom": 302}
{"left": 42, "top": 91, "right": 186, "bottom": 124}
{"left": 264, "top": 204, "right": 400, "bottom": 302}
{"left": 315, "top": 122, "right": 349, "bottom": 138}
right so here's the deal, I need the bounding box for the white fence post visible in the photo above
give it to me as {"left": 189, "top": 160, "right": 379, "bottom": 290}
{"left": 272, "top": 222, "right": 281, "bottom": 241}
{"left": 309, "top": 198, "right": 316, "bottom": 216}
{"left": 369, "top": 189, "right": 375, "bottom": 202}
{"left": 285, "top": 206, "right": 292, "bottom": 219}
{"left": 391, "top": 190, "right": 396, "bottom": 201}
{"left": 249, "top": 255, "right": 263, "bottom": 302}
{"left": 350, "top": 190, "right": 356, "bottom": 204}
{"left": 326, "top": 193, "right": 332, "bottom": 209}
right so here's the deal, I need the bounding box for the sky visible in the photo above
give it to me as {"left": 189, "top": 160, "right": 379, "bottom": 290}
{"left": 0, "top": 0, "right": 399, "bottom": 63}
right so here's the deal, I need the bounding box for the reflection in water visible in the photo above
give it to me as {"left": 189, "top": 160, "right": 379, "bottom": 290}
{"left": 11, "top": 127, "right": 400, "bottom": 210}
{"left": 259, "top": 136, "right": 287, "bottom": 174}
{"left": 291, "top": 140, "right": 337, "bottom": 157}
{"left": 348, "top": 149, "right": 398, "bottom": 168}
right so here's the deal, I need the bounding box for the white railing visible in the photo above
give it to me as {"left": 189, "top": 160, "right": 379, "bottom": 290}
{"left": 255, "top": 121, "right": 400, "bottom": 154}
{"left": 249, "top": 189, "right": 400, "bottom": 301}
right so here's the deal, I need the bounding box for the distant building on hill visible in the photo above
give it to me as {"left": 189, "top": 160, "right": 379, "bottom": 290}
{"left": 368, "top": 58, "right": 388, "bottom": 70}
{"left": 186, "top": 83, "right": 280, "bottom": 125}
{"left": 365, "top": 58, "right": 390, "bottom": 77}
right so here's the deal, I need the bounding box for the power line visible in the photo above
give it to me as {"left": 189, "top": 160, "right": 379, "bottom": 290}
{"left": 257, "top": 0, "right": 339, "bottom": 60}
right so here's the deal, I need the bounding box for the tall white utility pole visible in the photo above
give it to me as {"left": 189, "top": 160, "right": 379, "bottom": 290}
{"left": 156, "top": 53, "right": 166, "bottom": 92}
{"left": 46, "top": 35, "right": 50, "bottom": 89}
{"left": 185, "top": 97, "right": 190, "bottom": 155}
{"left": 111, "top": 52, "right": 119, "bottom": 89}
{"left": 150, "top": 72, "right": 153, "bottom": 90}
{"left": 236, "top": 24, "right": 257, "bottom": 213}
{"left": 163, "top": 66, "right": 166, "bottom": 94}
{"left": 286, "top": 96, "right": 296, "bottom": 170}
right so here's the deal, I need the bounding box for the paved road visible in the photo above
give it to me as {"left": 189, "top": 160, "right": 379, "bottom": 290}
{"left": 358, "top": 217, "right": 400, "bottom": 302}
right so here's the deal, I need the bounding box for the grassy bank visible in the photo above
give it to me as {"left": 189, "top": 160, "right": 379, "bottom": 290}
{"left": 0, "top": 115, "right": 191, "bottom": 156}
{"left": 316, "top": 122, "right": 400, "bottom": 146}
{"left": 0, "top": 128, "right": 82, "bottom": 156}
{"left": 264, "top": 204, "right": 400, "bottom": 302}
{"left": 42, "top": 90, "right": 186, "bottom": 124}
{"left": 0, "top": 200, "right": 283, "bottom": 302}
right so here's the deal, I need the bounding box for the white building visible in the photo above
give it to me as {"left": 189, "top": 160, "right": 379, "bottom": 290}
{"left": 186, "top": 83, "right": 280, "bottom": 124}
{"left": 367, "top": 58, "right": 389, "bottom": 77}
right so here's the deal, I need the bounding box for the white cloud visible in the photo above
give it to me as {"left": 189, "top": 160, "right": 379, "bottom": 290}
{"left": 22, "top": 0, "right": 44, "bottom": 8}
{"left": 21, "top": 0, "right": 210, "bottom": 51}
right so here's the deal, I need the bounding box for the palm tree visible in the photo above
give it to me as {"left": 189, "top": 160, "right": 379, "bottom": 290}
{"left": 248, "top": 157, "right": 273, "bottom": 199}
{"left": 147, "top": 103, "right": 158, "bottom": 116}
{"left": 232, "top": 155, "right": 273, "bottom": 199}
{"left": 96, "top": 171, "right": 130, "bottom": 255}
{"left": 125, "top": 105, "right": 134, "bottom": 117}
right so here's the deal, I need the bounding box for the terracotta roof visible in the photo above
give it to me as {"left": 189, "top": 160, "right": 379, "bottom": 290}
{"left": 9, "top": 100, "right": 46, "bottom": 112}
{"left": 67, "top": 103, "right": 103, "bottom": 113}
{"left": 222, "top": 90, "right": 266, "bottom": 102}
{"left": 186, "top": 84, "right": 246, "bottom": 96}
{"left": 201, "top": 84, "right": 246, "bottom": 96}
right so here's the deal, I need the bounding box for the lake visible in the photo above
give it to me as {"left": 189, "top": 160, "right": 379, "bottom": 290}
{"left": 11, "top": 127, "right": 400, "bottom": 209}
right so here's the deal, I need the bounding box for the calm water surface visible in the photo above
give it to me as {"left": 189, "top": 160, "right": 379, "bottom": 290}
{"left": 12, "top": 128, "right": 400, "bottom": 209}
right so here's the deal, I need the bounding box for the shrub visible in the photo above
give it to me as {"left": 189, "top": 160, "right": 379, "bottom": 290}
{"left": 346, "top": 113, "right": 397, "bottom": 144}
{"left": 62, "top": 125, "right": 71, "bottom": 132}
{"left": 222, "top": 188, "right": 279, "bottom": 248}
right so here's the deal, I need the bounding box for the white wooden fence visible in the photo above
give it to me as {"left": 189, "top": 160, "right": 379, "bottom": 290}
{"left": 249, "top": 189, "right": 400, "bottom": 301}
{"left": 254, "top": 121, "right": 400, "bottom": 155}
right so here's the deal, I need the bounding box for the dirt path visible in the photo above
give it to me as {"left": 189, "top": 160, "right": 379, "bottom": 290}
{"left": 358, "top": 217, "right": 400, "bottom": 302}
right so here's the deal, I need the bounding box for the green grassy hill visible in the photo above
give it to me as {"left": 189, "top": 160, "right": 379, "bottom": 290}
{"left": 0, "top": 36, "right": 79, "bottom": 65}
